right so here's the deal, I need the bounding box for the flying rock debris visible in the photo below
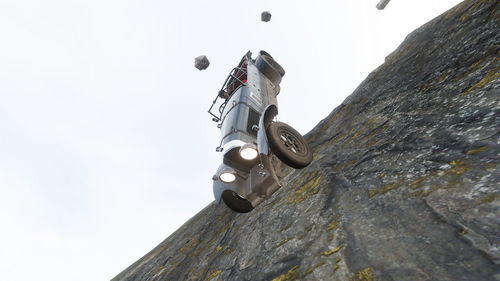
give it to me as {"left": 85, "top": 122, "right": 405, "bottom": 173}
{"left": 194, "top": 55, "right": 210, "bottom": 70}
{"left": 376, "top": 0, "right": 391, "bottom": 10}
{"left": 261, "top": 11, "right": 272, "bottom": 22}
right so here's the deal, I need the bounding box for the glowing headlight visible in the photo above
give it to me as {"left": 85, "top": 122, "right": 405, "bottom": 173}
{"left": 239, "top": 143, "right": 258, "bottom": 160}
{"left": 219, "top": 171, "right": 236, "bottom": 183}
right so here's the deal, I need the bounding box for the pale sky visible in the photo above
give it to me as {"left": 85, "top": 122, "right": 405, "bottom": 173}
{"left": 0, "top": 0, "right": 462, "bottom": 280}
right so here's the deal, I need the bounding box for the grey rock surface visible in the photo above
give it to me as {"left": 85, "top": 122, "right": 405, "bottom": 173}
{"left": 114, "top": 1, "right": 500, "bottom": 280}
{"left": 261, "top": 11, "right": 272, "bottom": 22}
{"left": 195, "top": 55, "right": 210, "bottom": 70}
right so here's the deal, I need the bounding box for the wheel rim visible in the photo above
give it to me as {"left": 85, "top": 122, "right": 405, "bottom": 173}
{"left": 278, "top": 128, "right": 305, "bottom": 155}
{"left": 233, "top": 191, "right": 247, "bottom": 201}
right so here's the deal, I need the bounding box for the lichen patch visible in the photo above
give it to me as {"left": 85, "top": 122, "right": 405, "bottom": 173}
{"left": 270, "top": 265, "right": 300, "bottom": 281}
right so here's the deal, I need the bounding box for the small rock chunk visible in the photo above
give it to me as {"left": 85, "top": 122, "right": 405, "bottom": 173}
{"left": 376, "top": 0, "right": 391, "bottom": 10}
{"left": 261, "top": 11, "right": 272, "bottom": 22}
{"left": 194, "top": 55, "right": 210, "bottom": 70}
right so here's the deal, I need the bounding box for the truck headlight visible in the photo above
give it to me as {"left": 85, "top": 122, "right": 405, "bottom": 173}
{"left": 219, "top": 168, "right": 236, "bottom": 183}
{"left": 239, "top": 143, "right": 258, "bottom": 160}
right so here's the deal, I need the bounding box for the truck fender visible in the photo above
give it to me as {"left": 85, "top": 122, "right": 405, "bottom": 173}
{"left": 212, "top": 163, "right": 251, "bottom": 203}
{"left": 256, "top": 104, "right": 281, "bottom": 187}
{"left": 257, "top": 104, "right": 278, "bottom": 156}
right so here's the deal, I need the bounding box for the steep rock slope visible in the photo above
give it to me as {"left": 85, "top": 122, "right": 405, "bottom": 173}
{"left": 113, "top": 1, "right": 500, "bottom": 280}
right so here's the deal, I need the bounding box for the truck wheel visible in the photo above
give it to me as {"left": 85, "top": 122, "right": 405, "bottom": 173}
{"left": 255, "top": 51, "right": 285, "bottom": 85}
{"left": 261, "top": 53, "right": 285, "bottom": 77}
{"left": 266, "top": 122, "right": 313, "bottom": 169}
{"left": 222, "top": 190, "right": 254, "bottom": 213}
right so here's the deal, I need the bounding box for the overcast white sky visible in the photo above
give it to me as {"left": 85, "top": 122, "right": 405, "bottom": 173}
{"left": 0, "top": 0, "right": 462, "bottom": 280}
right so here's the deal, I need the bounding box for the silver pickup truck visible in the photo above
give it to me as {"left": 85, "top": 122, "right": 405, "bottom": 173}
{"left": 209, "top": 51, "right": 313, "bottom": 213}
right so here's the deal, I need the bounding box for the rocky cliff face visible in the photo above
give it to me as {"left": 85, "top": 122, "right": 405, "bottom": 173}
{"left": 113, "top": 1, "right": 500, "bottom": 280}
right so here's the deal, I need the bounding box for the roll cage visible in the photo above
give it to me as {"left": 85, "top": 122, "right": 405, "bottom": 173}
{"left": 208, "top": 51, "right": 252, "bottom": 123}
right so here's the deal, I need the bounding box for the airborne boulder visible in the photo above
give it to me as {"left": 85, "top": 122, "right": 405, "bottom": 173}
{"left": 194, "top": 55, "right": 210, "bottom": 70}
{"left": 261, "top": 11, "right": 272, "bottom": 22}
{"left": 376, "top": 0, "right": 391, "bottom": 10}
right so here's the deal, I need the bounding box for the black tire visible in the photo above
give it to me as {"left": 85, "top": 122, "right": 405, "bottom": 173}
{"left": 261, "top": 53, "right": 285, "bottom": 77}
{"left": 222, "top": 190, "right": 254, "bottom": 213}
{"left": 255, "top": 51, "right": 285, "bottom": 85}
{"left": 266, "top": 122, "right": 313, "bottom": 169}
